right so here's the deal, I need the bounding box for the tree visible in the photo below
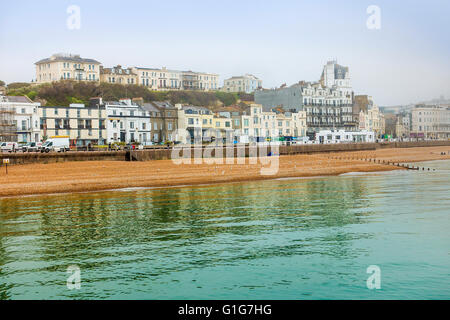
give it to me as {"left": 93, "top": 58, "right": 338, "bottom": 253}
{"left": 0, "top": 80, "right": 5, "bottom": 86}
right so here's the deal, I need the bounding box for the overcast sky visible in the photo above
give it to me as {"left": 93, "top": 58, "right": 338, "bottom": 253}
{"left": 1, "top": 0, "right": 449, "bottom": 106}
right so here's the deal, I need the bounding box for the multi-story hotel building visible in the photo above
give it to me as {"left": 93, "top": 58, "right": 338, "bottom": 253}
{"left": 411, "top": 104, "right": 450, "bottom": 139}
{"left": 255, "top": 61, "right": 355, "bottom": 137}
{"left": 0, "top": 95, "right": 41, "bottom": 143}
{"left": 222, "top": 74, "right": 262, "bottom": 93}
{"left": 255, "top": 81, "right": 354, "bottom": 135}
{"left": 320, "top": 60, "right": 353, "bottom": 97}
{"left": 39, "top": 101, "right": 107, "bottom": 146}
{"left": 35, "top": 53, "right": 101, "bottom": 84}
{"left": 100, "top": 65, "right": 138, "bottom": 85}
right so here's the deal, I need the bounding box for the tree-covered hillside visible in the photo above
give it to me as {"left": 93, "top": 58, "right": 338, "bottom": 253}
{"left": 5, "top": 80, "right": 253, "bottom": 108}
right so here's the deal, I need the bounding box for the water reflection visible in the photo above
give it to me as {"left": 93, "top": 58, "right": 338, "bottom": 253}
{"left": 1, "top": 163, "right": 448, "bottom": 299}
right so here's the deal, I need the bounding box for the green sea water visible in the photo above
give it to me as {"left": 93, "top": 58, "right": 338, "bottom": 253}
{"left": 0, "top": 160, "right": 449, "bottom": 300}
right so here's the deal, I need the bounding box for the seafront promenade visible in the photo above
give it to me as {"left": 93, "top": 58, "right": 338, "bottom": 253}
{"left": 0, "top": 144, "right": 449, "bottom": 198}
{"left": 1, "top": 140, "right": 450, "bottom": 165}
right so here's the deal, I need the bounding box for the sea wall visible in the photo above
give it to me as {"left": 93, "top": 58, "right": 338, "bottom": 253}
{"left": 2, "top": 140, "right": 449, "bottom": 165}
{"left": 1, "top": 151, "right": 126, "bottom": 165}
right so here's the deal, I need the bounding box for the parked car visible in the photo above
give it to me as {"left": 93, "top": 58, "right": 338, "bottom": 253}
{"left": 21, "top": 142, "right": 42, "bottom": 152}
{"left": 0, "top": 142, "right": 19, "bottom": 152}
{"left": 40, "top": 137, "right": 70, "bottom": 153}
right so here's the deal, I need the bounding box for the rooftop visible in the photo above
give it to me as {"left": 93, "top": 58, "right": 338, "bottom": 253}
{"left": 35, "top": 53, "right": 101, "bottom": 65}
{"left": 2, "top": 96, "right": 35, "bottom": 103}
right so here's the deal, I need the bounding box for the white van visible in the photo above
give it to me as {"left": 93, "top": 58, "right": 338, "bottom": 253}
{"left": 1, "top": 142, "right": 19, "bottom": 152}
{"left": 41, "top": 136, "right": 70, "bottom": 153}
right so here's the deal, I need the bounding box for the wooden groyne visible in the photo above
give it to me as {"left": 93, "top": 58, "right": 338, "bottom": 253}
{"left": 328, "top": 155, "right": 437, "bottom": 172}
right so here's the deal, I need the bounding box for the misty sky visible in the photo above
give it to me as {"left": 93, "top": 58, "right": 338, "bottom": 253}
{"left": 1, "top": 0, "right": 449, "bottom": 106}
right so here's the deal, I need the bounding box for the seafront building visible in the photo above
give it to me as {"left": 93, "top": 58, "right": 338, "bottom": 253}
{"left": 148, "top": 101, "right": 179, "bottom": 143}
{"left": 241, "top": 104, "right": 307, "bottom": 140}
{"left": 315, "top": 130, "right": 375, "bottom": 143}
{"left": 35, "top": 53, "right": 101, "bottom": 84}
{"left": 396, "top": 112, "right": 411, "bottom": 139}
{"left": 360, "top": 104, "right": 385, "bottom": 139}
{"left": 222, "top": 74, "right": 262, "bottom": 93}
{"left": 140, "top": 102, "right": 165, "bottom": 143}
{"left": 176, "top": 105, "right": 214, "bottom": 143}
{"left": 0, "top": 95, "right": 41, "bottom": 143}
{"left": 320, "top": 60, "right": 353, "bottom": 97}
{"left": 104, "top": 99, "right": 152, "bottom": 145}
{"left": 38, "top": 101, "right": 107, "bottom": 147}
{"left": 255, "top": 61, "right": 355, "bottom": 137}
{"left": 411, "top": 104, "right": 450, "bottom": 139}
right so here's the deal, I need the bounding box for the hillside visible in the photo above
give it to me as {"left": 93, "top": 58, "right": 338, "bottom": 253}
{"left": 5, "top": 80, "right": 253, "bottom": 108}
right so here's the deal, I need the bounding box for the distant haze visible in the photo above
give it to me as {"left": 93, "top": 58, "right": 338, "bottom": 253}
{"left": 0, "top": 0, "right": 449, "bottom": 106}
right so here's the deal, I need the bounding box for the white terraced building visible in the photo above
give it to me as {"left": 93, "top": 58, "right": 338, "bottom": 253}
{"left": 105, "top": 99, "right": 152, "bottom": 144}
{"left": 411, "top": 104, "right": 450, "bottom": 139}
{"left": 0, "top": 95, "right": 41, "bottom": 143}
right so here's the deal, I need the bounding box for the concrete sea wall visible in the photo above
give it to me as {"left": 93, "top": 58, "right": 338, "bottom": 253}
{"left": 1, "top": 140, "right": 450, "bottom": 165}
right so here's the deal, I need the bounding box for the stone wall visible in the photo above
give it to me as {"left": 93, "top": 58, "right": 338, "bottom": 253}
{"left": 2, "top": 140, "right": 450, "bottom": 165}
